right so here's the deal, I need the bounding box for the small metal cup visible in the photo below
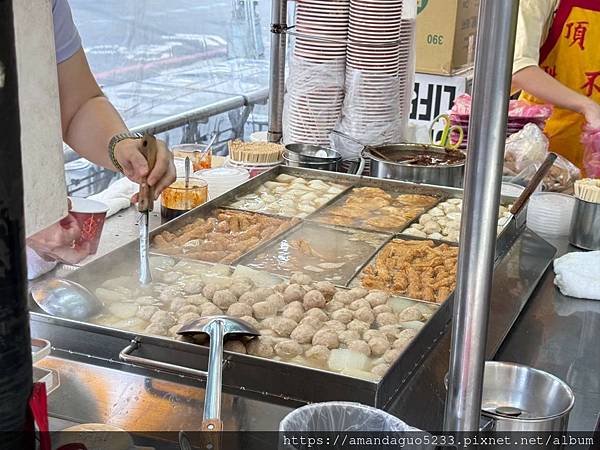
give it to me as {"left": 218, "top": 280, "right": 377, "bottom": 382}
{"left": 569, "top": 198, "right": 600, "bottom": 250}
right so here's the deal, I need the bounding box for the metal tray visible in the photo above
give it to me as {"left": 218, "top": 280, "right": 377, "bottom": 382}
{"left": 237, "top": 221, "right": 391, "bottom": 286}
{"left": 28, "top": 166, "right": 528, "bottom": 408}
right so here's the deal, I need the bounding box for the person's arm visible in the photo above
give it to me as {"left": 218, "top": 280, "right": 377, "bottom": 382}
{"left": 513, "top": 67, "right": 600, "bottom": 129}
{"left": 512, "top": 0, "right": 600, "bottom": 129}
{"left": 57, "top": 49, "right": 176, "bottom": 197}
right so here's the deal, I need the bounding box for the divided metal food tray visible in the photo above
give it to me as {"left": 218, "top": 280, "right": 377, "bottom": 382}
{"left": 29, "top": 166, "right": 524, "bottom": 408}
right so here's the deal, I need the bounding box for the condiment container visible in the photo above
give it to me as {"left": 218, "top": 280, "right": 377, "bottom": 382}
{"left": 160, "top": 177, "right": 208, "bottom": 221}
{"left": 569, "top": 197, "right": 600, "bottom": 250}
{"left": 172, "top": 143, "right": 212, "bottom": 172}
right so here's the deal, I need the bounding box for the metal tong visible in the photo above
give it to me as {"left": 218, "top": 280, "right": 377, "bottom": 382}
{"left": 138, "top": 134, "right": 158, "bottom": 285}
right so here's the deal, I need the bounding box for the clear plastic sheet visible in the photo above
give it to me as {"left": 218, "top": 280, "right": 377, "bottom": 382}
{"left": 279, "top": 402, "right": 430, "bottom": 449}
{"left": 581, "top": 126, "right": 600, "bottom": 177}
{"left": 282, "top": 56, "right": 346, "bottom": 146}
{"left": 505, "top": 124, "right": 581, "bottom": 192}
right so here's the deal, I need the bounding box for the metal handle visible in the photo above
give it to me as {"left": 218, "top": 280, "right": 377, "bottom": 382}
{"left": 510, "top": 152, "right": 558, "bottom": 216}
{"left": 138, "top": 134, "right": 159, "bottom": 213}
{"left": 119, "top": 339, "right": 208, "bottom": 379}
{"left": 203, "top": 321, "right": 225, "bottom": 426}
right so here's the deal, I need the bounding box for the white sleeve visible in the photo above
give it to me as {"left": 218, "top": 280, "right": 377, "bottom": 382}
{"left": 26, "top": 247, "right": 57, "bottom": 280}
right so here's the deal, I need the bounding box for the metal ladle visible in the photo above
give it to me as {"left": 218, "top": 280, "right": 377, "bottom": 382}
{"left": 177, "top": 316, "right": 260, "bottom": 432}
{"left": 30, "top": 278, "right": 102, "bottom": 321}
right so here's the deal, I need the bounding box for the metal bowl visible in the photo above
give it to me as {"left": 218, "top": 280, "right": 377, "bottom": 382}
{"left": 283, "top": 143, "right": 343, "bottom": 172}
{"left": 364, "top": 143, "right": 466, "bottom": 188}
{"left": 481, "top": 361, "right": 575, "bottom": 432}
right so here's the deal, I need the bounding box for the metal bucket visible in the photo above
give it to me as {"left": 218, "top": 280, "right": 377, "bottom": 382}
{"left": 283, "top": 144, "right": 342, "bottom": 172}
{"left": 481, "top": 362, "right": 575, "bottom": 433}
{"left": 569, "top": 198, "right": 600, "bottom": 250}
{"left": 364, "top": 143, "right": 465, "bottom": 188}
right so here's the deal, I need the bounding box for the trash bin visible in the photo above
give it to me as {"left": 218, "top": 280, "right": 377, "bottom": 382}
{"left": 279, "top": 402, "right": 430, "bottom": 450}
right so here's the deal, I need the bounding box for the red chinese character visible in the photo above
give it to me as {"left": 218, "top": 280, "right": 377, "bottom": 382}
{"left": 543, "top": 65, "right": 557, "bottom": 78}
{"left": 581, "top": 71, "right": 600, "bottom": 97}
{"left": 564, "top": 21, "right": 589, "bottom": 50}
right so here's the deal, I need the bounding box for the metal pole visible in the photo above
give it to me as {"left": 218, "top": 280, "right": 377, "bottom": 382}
{"left": 267, "top": 0, "right": 288, "bottom": 143}
{"left": 444, "top": 0, "right": 520, "bottom": 432}
{"left": 0, "top": 0, "right": 33, "bottom": 443}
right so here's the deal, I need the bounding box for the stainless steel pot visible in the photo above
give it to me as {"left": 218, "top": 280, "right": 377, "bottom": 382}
{"left": 364, "top": 143, "right": 466, "bottom": 188}
{"left": 569, "top": 198, "right": 600, "bottom": 250}
{"left": 284, "top": 143, "right": 365, "bottom": 174}
{"left": 481, "top": 361, "right": 575, "bottom": 433}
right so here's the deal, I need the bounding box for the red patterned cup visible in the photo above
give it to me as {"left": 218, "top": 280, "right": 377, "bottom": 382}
{"left": 69, "top": 198, "right": 109, "bottom": 255}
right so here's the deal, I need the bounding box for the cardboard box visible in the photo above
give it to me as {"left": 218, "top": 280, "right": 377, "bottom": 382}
{"left": 416, "top": 0, "right": 479, "bottom": 75}
{"left": 408, "top": 70, "right": 473, "bottom": 143}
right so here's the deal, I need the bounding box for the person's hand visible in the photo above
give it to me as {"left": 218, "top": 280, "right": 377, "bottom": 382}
{"left": 580, "top": 98, "right": 600, "bottom": 130}
{"left": 114, "top": 137, "right": 176, "bottom": 199}
{"left": 27, "top": 215, "right": 91, "bottom": 265}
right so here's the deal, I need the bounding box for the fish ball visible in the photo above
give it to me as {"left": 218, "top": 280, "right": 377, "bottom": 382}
{"left": 266, "top": 293, "right": 286, "bottom": 311}
{"left": 227, "top": 303, "right": 253, "bottom": 318}
{"left": 239, "top": 316, "right": 260, "bottom": 329}
{"left": 178, "top": 312, "right": 201, "bottom": 325}
{"left": 368, "top": 337, "right": 390, "bottom": 357}
{"left": 376, "top": 312, "right": 399, "bottom": 327}
{"left": 202, "top": 284, "right": 217, "bottom": 300}
{"left": 183, "top": 279, "right": 204, "bottom": 295}
{"left": 238, "top": 292, "right": 260, "bottom": 306}
{"left": 282, "top": 302, "right": 304, "bottom": 323}
{"left": 331, "top": 308, "right": 354, "bottom": 324}
{"left": 299, "top": 316, "right": 323, "bottom": 330}
{"left": 212, "top": 290, "right": 237, "bottom": 309}
{"left": 136, "top": 305, "right": 159, "bottom": 321}
{"left": 252, "top": 301, "right": 277, "bottom": 320}
{"left": 177, "top": 305, "right": 201, "bottom": 316}
{"left": 354, "top": 307, "right": 375, "bottom": 325}
{"left": 274, "top": 340, "right": 303, "bottom": 359}
{"left": 303, "top": 290, "right": 326, "bottom": 309}
{"left": 246, "top": 338, "right": 274, "bottom": 358}
{"left": 305, "top": 345, "right": 330, "bottom": 364}
{"left": 373, "top": 305, "right": 393, "bottom": 315}
{"left": 304, "top": 308, "right": 328, "bottom": 322}
{"left": 383, "top": 348, "right": 403, "bottom": 364}
{"left": 224, "top": 340, "right": 247, "bottom": 354}
{"left": 348, "top": 340, "right": 371, "bottom": 356}
{"left": 314, "top": 281, "right": 336, "bottom": 299}
{"left": 169, "top": 297, "right": 189, "bottom": 312}
{"left": 332, "top": 291, "right": 353, "bottom": 305}
{"left": 150, "top": 310, "right": 176, "bottom": 328}
{"left": 349, "top": 287, "right": 369, "bottom": 300}
{"left": 347, "top": 319, "right": 370, "bottom": 334}
{"left": 144, "top": 323, "right": 168, "bottom": 336}
{"left": 290, "top": 324, "right": 317, "bottom": 344}
{"left": 283, "top": 284, "right": 305, "bottom": 304}
{"left": 365, "top": 291, "right": 389, "bottom": 307}
{"left": 271, "top": 317, "right": 298, "bottom": 337}
{"left": 337, "top": 330, "right": 361, "bottom": 345}
{"left": 398, "top": 306, "right": 423, "bottom": 322}
{"left": 200, "top": 303, "right": 222, "bottom": 317}
{"left": 349, "top": 299, "right": 370, "bottom": 311}
{"left": 322, "top": 320, "right": 346, "bottom": 333}
{"left": 312, "top": 329, "right": 339, "bottom": 349}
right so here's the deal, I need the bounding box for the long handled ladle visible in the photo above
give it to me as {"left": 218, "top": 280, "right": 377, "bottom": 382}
{"left": 177, "top": 316, "right": 260, "bottom": 432}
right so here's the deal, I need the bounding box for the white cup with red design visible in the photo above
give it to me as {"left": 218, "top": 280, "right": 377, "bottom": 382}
{"left": 68, "top": 197, "right": 109, "bottom": 255}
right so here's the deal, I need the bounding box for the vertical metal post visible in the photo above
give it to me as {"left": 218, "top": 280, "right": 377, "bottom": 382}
{"left": 0, "top": 0, "right": 33, "bottom": 441}
{"left": 267, "top": 0, "right": 288, "bottom": 143}
{"left": 444, "top": 0, "right": 520, "bottom": 432}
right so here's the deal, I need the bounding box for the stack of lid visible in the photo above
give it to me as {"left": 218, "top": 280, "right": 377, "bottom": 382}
{"left": 195, "top": 167, "right": 250, "bottom": 200}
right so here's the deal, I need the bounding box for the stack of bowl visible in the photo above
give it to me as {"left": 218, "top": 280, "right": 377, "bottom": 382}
{"left": 337, "top": 0, "right": 408, "bottom": 146}
{"left": 526, "top": 192, "right": 576, "bottom": 237}
{"left": 284, "top": 0, "right": 350, "bottom": 145}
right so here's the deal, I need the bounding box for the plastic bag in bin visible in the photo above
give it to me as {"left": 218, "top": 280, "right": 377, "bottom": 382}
{"left": 279, "top": 402, "right": 433, "bottom": 450}
{"left": 581, "top": 126, "right": 600, "bottom": 177}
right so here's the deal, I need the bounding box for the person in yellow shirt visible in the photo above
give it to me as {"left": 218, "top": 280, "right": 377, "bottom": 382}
{"left": 513, "top": 0, "right": 600, "bottom": 171}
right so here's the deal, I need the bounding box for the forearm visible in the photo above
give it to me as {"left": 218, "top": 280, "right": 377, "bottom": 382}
{"left": 63, "top": 94, "right": 128, "bottom": 171}
{"left": 513, "top": 66, "right": 593, "bottom": 115}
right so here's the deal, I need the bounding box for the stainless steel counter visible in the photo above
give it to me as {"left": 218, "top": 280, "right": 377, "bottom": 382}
{"left": 497, "top": 237, "right": 600, "bottom": 432}
{"left": 34, "top": 206, "right": 600, "bottom": 433}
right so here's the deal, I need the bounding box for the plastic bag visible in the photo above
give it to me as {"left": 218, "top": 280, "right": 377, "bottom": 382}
{"left": 451, "top": 94, "right": 553, "bottom": 119}
{"left": 504, "top": 124, "right": 580, "bottom": 192}
{"left": 504, "top": 123, "right": 549, "bottom": 175}
{"left": 581, "top": 126, "right": 600, "bottom": 177}
{"left": 279, "top": 402, "right": 431, "bottom": 449}
{"left": 283, "top": 56, "right": 346, "bottom": 147}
